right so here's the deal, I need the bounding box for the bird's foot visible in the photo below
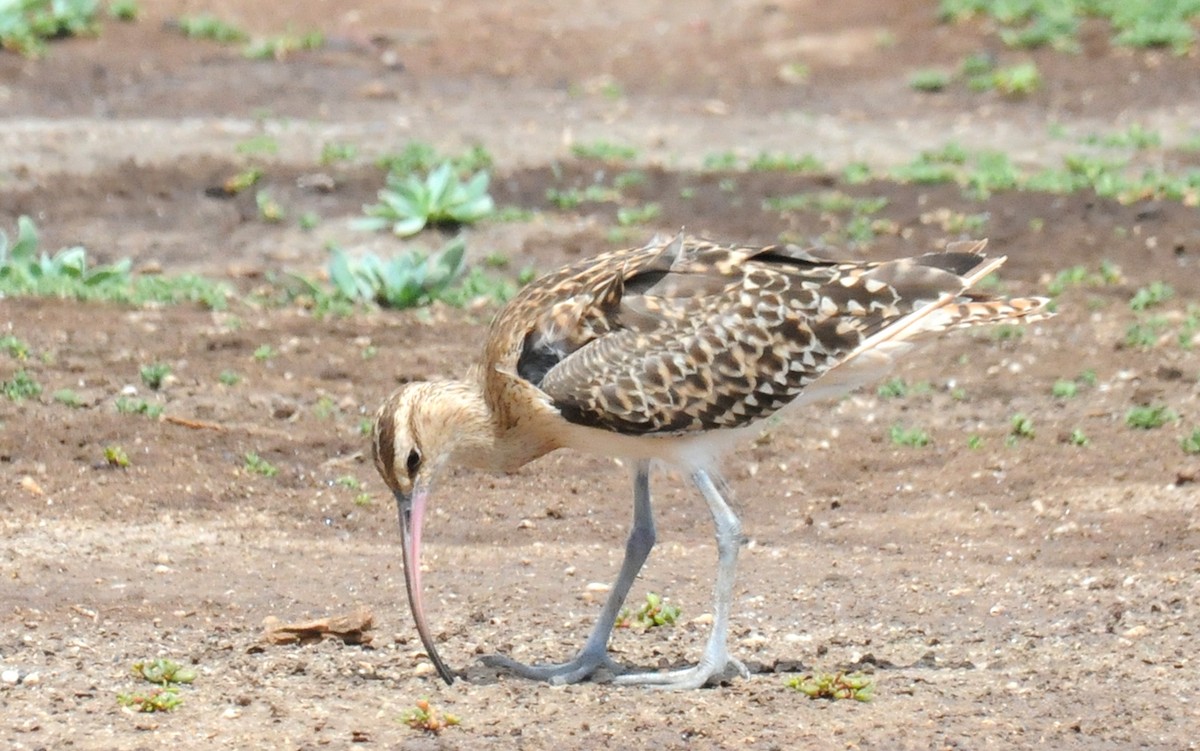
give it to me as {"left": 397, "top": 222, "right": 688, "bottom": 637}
{"left": 481, "top": 649, "right": 624, "bottom": 685}
{"left": 613, "top": 655, "right": 750, "bottom": 690}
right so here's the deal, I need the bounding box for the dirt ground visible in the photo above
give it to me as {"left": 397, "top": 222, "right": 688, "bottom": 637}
{"left": 2, "top": 1, "right": 1199, "bottom": 749}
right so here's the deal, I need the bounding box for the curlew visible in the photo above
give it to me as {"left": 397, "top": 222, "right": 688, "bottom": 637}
{"left": 372, "top": 234, "right": 1050, "bottom": 689}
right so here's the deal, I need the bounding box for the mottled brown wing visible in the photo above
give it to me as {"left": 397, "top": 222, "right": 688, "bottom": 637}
{"left": 536, "top": 240, "right": 1043, "bottom": 435}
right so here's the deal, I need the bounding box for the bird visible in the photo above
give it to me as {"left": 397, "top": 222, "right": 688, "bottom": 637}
{"left": 372, "top": 233, "right": 1051, "bottom": 690}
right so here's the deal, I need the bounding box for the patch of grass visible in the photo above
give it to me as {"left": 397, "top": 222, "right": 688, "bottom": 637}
{"left": 243, "top": 452, "right": 278, "bottom": 477}
{"left": 335, "top": 475, "right": 361, "bottom": 490}
{"left": 115, "top": 397, "right": 162, "bottom": 418}
{"left": 401, "top": 699, "right": 460, "bottom": 734}
{"left": 0, "top": 0, "right": 101, "bottom": 57}
{"left": 103, "top": 445, "right": 130, "bottom": 467}
{"left": 320, "top": 141, "right": 358, "bottom": 165}
{"left": 2, "top": 369, "right": 42, "bottom": 401}
{"left": 298, "top": 211, "right": 319, "bottom": 231}
{"left": 617, "top": 592, "right": 680, "bottom": 629}
{"left": 1129, "top": 281, "right": 1173, "bottom": 311}
{"left": 243, "top": 29, "right": 323, "bottom": 60}
{"left": 967, "top": 434, "right": 984, "bottom": 449}
{"left": 220, "top": 167, "right": 262, "bottom": 196}
{"left": 545, "top": 184, "right": 619, "bottom": 209}
{"left": 616, "top": 203, "right": 661, "bottom": 227}
{"left": 1009, "top": 414, "right": 1036, "bottom": 442}
{"left": 1, "top": 216, "right": 229, "bottom": 308}
{"left": 1067, "top": 428, "right": 1090, "bottom": 447}
{"left": 570, "top": 140, "right": 638, "bottom": 163}
{"left": 0, "top": 334, "right": 30, "bottom": 360}
{"left": 889, "top": 424, "right": 931, "bottom": 448}
{"left": 702, "top": 151, "right": 740, "bottom": 171}
{"left": 235, "top": 134, "right": 278, "bottom": 155}
{"left": 174, "top": 13, "right": 248, "bottom": 43}
{"left": 910, "top": 69, "right": 951, "bottom": 92}
{"left": 1051, "top": 379, "right": 1078, "bottom": 399}
{"left": 747, "top": 152, "right": 824, "bottom": 173}
{"left": 253, "top": 344, "right": 276, "bottom": 362}
{"left": 53, "top": 388, "right": 82, "bottom": 407}
{"left": 1124, "top": 317, "right": 1167, "bottom": 349}
{"left": 139, "top": 362, "right": 171, "bottom": 390}
{"left": 1182, "top": 428, "right": 1200, "bottom": 455}
{"left": 108, "top": 0, "right": 137, "bottom": 22}
{"left": 612, "top": 170, "right": 648, "bottom": 191}
{"left": 877, "top": 377, "right": 909, "bottom": 399}
{"left": 1125, "top": 404, "right": 1178, "bottom": 430}
{"left": 376, "top": 143, "right": 493, "bottom": 177}
{"left": 218, "top": 370, "right": 242, "bottom": 386}
{"left": 355, "top": 163, "right": 494, "bottom": 237}
{"left": 786, "top": 672, "right": 873, "bottom": 702}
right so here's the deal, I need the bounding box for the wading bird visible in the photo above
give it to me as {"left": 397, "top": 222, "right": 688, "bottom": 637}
{"left": 372, "top": 234, "right": 1049, "bottom": 689}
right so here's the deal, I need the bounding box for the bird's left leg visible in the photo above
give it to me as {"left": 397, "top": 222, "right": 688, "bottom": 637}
{"left": 482, "top": 460, "right": 656, "bottom": 683}
{"left": 614, "top": 468, "right": 749, "bottom": 689}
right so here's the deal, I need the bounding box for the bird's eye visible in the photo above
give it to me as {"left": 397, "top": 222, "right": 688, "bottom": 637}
{"left": 405, "top": 448, "right": 421, "bottom": 476}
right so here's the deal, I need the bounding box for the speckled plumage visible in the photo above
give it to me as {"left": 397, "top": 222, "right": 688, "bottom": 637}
{"left": 372, "top": 233, "right": 1051, "bottom": 688}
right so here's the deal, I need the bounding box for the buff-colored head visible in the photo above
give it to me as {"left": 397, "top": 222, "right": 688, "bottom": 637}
{"left": 371, "top": 380, "right": 490, "bottom": 685}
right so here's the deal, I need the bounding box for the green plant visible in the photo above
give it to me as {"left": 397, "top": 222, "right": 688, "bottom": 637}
{"left": 243, "top": 29, "right": 322, "bottom": 60}
{"left": 103, "top": 445, "right": 129, "bottom": 467}
{"left": 243, "top": 452, "right": 278, "bottom": 477}
{"left": 335, "top": 475, "right": 361, "bottom": 490}
{"left": 0, "top": 334, "right": 29, "bottom": 360}
{"left": 53, "top": 388, "right": 82, "bottom": 407}
{"left": 1051, "top": 379, "right": 1078, "bottom": 398}
{"left": 132, "top": 658, "right": 196, "bottom": 686}
{"left": 298, "top": 212, "right": 319, "bottom": 231}
{"left": 256, "top": 190, "right": 286, "bottom": 223}
{"left": 356, "top": 163, "right": 494, "bottom": 236}
{"left": 993, "top": 62, "right": 1042, "bottom": 95}
{"left": 1067, "top": 428, "right": 1090, "bottom": 447}
{"left": 889, "top": 424, "right": 931, "bottom": 448}
{"left": 376, "top": 143, "right": 493, "bottom": 177}
{"left": 617, "top": 592, "right": 680, "bottom": 629}
{"left": 616, "top": 203, "right": 661, "bottom": 227}
{"left": 327, "top": 238, "right": 466, "bottom": 308}
{"left": 354, "top": 493, "right": 373, "bottom": 506}
{"left": 108, "top": 0, "right": 137, "bottom": 21}
{"left": 236, "top": 134, "right": 278, "bottom": 155}
{"left": 253, "top": 344, "right": 276, "bottom": 362}
{"left": 786, "top": 672, "right": 873, "bottom": 702}
{"left": 966, "top": 434, "right": 984, "bottom": 449}
{"left": 115, "top": 397, "right": 162, "bottom": 418}
{"left": 117, "top": 687, "right": 183, "bottom": 713}
{"left": 1, "top": 216, "right": 229, "bottom": 308}
{"left": 1010, "top": 414, "right": 1035, "bottom": 441}
{"left": 570, "top": 140, "right": 638, "bottom": 162}
{"left": 910, "top": 69, "right": 950, "bottom": 92}
{"left": 747, "top": 152, "right": 824, "bottom": 173}
{"left": 1129, "top": 281, "right": 1173, "bottom": 311}
{"left": 320, "top": 141, "right": 358, "bottom": 164}
{"left": 174, "top": 13, "right": 248, "bottom": 43}
{"left": 1182, "top": 428, "right": 1200, "bottom": 455}
{"left": 2, "top": 369, "right": 41, "bottom": 401}
{"left": 0, "top": 0, "right": 101, "bottom": 57}
{"left": 1125, "top": 404, "right": 1178, "bottom": 430}
{"left": 139, "top": 362, "right": 171, "bottom": 390}
{"left": 218, "top": 370, "right": 242, "bottom": 386}
{"left": 401, "top": 698, "right": 460, "bottom": 734}
{"left": 702, "top": 151, "right": 740, "bottom": 171}
{"left": 877, "top": 378, "right": 909, "bottom": 399}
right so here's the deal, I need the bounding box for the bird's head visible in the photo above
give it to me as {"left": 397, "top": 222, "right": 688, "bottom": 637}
{"left": 371, "top": 380, "right": 490, "bottom": 685}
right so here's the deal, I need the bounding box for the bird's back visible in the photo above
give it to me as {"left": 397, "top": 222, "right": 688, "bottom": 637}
{"left": 481, "top": 234, "right": 1049, "bottom": 441}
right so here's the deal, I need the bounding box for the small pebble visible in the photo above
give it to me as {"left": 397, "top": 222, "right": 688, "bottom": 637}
{"left": 1, "top": 669, "right": 20, "bottom": 685}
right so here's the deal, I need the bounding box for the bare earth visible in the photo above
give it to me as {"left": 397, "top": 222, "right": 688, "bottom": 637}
{"left": 2, "top": 1, "right": 1198, "bottom": 749}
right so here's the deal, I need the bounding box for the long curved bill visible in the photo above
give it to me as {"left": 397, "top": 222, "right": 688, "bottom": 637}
{"left": 395, "top": 486, "right": 456, "bottom": 685}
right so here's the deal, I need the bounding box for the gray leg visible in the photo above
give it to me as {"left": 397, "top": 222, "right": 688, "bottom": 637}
{"left": 483, "top": 460, "right": 656, "bottom": 683}
{"left": 614, "top": 467, "right": 749, "bottom": 689}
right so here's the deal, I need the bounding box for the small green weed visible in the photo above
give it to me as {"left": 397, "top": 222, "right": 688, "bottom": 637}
{"left": 616, "top": 203, "right": 661, "bottom": 227}
{"left": 877, "top": 378, "right": 909, "bottom": 399}
{"left": 243, "top": 452, "right": 278, "bottom": 477}
{"left": 326, "top": 238, "right": 466, "bottom": 309}
{"left": 570, "top": 140, "right": 638, "bottom": 162}
{"left": 335, "top": 475, "right": 361, "bottom": 490}
{"left": 376, "top": 143, "right": 493, "bottom": 177}
{"left": 320, "top": 141, "right": 358, "bottom": 164}
{"left": 255, "top": 191, "right": 286, "bottom": 223}
{"left": 2, "top": 369, "right": 42, "bottom": 401}
{"left": 53, "top": 388, "right": 82, "bottom": 407}
{"left": 1051, "top": 379, "right": 1078, "bottom": 399}
{"left": 1181, "top": 428, "right": 1200, "bottom": 455}
{"left": 1129, "top": 281, "right": 1173, "bottom": 311}
{"left": 617, "top": 592, "right": 680, "bottom": 629}
{"left": 910, "top": 69, "right": 950, "bottom": 92}
{"left": 1009, "top": 414, "right": 1035, "bottom": 441}
{"left": 253, "top": 345, "right": 276, "bottom": 362}
{"left": 889, "top": 424, "right": 931, "bottom": 448}
{"left": 0, "top": 334, "right": 29, "bottom": 360}
{"left": 1067, "top": 428, "right": 1090, "bottom": 447}
{"left": 115, "top": 397, "right": 162, "bottom": 418}
{"left": 174, "top": 13, "right": 248, "bottom": 43}
{"left": 786, "top": 672, "right": 873, "bottom": 702}
{"left": 967, "top": 434, "right": 984, "bottom": 449}
{"left": 218, "top": 370, "right": 242, "bottom": 386}
{"left": 104, "top": 445, "right": 130, "bottom": 467}
{"left": 235, "top": 134, "right": 278, "bottom": 155}
{"left": 747, "top": 152, "right": 824, "bottom": 173}
{"left": 401, "top": 698, "right": 460, "bottom": 734}
{"left": 108, "top": 0, "right": 138, "bottom": 21}
{"left": 1125, "top": 404, "right": 1178, "bottom": 430}
{"left": 132, "top": 658, "right": 196, "bottom": 686}
{"left": 117, "top": 687, "right": 183, "bottom": 713}
{"left": 243, "top": 29, "right": 322, "bottom": 60}
{"left": 139, "top": 362, "right": 171, "bottom": 390}
{"left": 0, "top": 0, "right": 101, "bottom": 57}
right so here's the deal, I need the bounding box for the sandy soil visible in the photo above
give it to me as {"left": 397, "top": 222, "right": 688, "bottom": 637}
{"left": 1, "top": 2, "right": 1198, "bottom": 749}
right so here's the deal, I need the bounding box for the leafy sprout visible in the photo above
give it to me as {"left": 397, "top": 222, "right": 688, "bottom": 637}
{"left": 356, "top": 163, "right": 495, "bottom": 237}
{"left": 327, "top": 238, "right": 466, "bottom": 308}
{"left": 786, "top": 672, "right": 874, "bottom": 702}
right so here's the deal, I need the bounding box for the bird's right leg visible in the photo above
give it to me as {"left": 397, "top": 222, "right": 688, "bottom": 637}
{"left": 482, "top": 460, "right": 655, "bottom": 684}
